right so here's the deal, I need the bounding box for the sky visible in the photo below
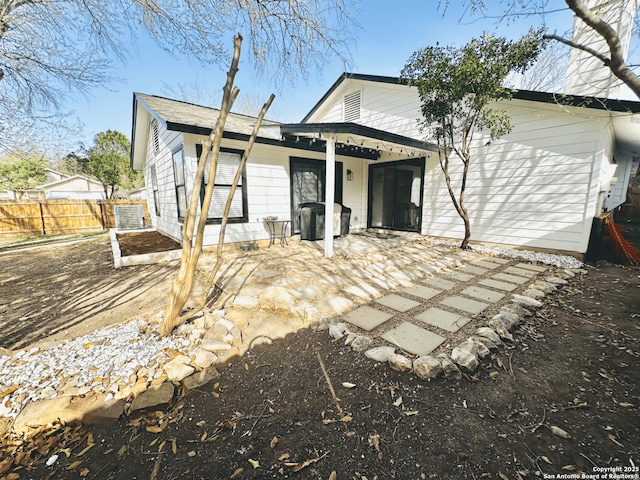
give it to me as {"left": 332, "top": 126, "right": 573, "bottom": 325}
{"left": 62, "top": 0, "right": 577, "bottom": 150}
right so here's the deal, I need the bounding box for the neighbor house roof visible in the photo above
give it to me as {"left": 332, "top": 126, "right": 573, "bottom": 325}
{"left": 37, "top": 175, "right": 102, "bottom": 191}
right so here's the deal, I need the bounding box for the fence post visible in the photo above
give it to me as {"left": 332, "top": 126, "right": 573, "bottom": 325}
{"left": 39, "top": 201, "right": 46, "bottom": 235}
{"left": 99, "top": 201, "right": 106, "bottom": 230}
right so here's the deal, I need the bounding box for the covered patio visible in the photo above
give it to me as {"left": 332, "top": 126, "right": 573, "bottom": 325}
{"left": 280, "top": 122, "right": 439, "bottom": 258}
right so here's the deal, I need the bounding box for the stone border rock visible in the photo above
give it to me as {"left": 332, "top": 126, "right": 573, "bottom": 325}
{"left": 0, "top": 308, "right": 244, "bottom": 436}
{"left": 322, "top": 266, "right": 584, "bottom": 382}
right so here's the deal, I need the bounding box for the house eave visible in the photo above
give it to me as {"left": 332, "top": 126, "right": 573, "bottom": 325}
{"left": 281, "top": 122, "right": 439, "bottom": 156}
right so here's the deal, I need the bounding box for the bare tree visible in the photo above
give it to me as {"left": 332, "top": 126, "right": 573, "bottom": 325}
{"left": 505, "top": 41, "right": 569, "bottom": 91}
{"left": 159, "top": 35, "right": 275, "bottom": 335}
{"left": 0, "top": 0, "right": 356, "bottom": 150}
{"left": 444, "top": 0, "right": 640, "bottom": 99}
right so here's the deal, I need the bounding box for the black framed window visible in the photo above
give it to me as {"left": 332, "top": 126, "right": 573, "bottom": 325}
{"left": 196, "top": 144, "right": 248, "bottom": 224}
{"left": 150, "top": 164, "right": 160, "bottom": 216}
{"left": 172, "top": 146, "right": 187, "bottom": 219}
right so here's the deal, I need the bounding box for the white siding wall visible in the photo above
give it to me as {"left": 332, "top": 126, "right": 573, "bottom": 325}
{"left": 312, "top": 79, "right": 614, "bottom": 254}
{"left": 312, "top": 80, "right": 423, "bottom": 139}
{"left": 169, "top": 134, "right": 370, "bottom": 246}
{"left": 146, "top": 121, "right": 184, "bottom": 242}
{"left": 421, "top": 100, "right": 609, "bottom": 253}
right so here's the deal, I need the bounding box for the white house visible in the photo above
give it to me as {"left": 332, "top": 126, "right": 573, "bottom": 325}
{"left": 130, "top": 77, "right": 640, "bottom": 258}
{"left": 36, "top": 169, "right": 105, "bottom": 200}
{"left": 0, "top": 168, "right": 105, "bottom": 200}
{"left": 130, "top": 91, "right": 438, "bottom": 253}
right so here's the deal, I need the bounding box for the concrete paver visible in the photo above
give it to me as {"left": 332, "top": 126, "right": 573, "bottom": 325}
{"left": 375, "top": 294, "right": 421, "bottom": 312}
{"left": 472, "top": 260, "right": 502, "bottom": 269}
{"left": 444, "top": 271, "right": 475, "bottom": 282}
{"left": 483, "top": 257, "right": 510, "bottom": 264}
{"left": 415, "top": 307, "right": 471, "bottom": 333}
{"left": 504, "top": 266, "right": 538, "bottom": 278}
{"left": 421, "top": 277, "right": 457, "bottom": 291}
{"left": 514, "top": 263, "right": 548, "bottom": 272}
{"left": 460, "top": 286, "right": 505, "bottom": 303}
{"left": 457, "top": 264, "right": 489, "bottom": 275}
{"left": 343, "top": 305, "right": 394, "bottom": 331}
{"left": 401, "top": 284, "right": 442, "bottom": 300}
{"left": 492, "top": 272, "right": 529, "bottom": 284}
{"left": 440, "top": 295, "right": 490, "bottom": 314}
{"left": 478, "top": 278, "right": 518, "bottom": 292}
{"left": 382, "top": 322, "right": 446, "bottom": 356}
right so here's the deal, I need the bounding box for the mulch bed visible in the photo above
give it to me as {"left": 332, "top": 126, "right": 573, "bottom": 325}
{"left": 116, "top": 230, "right": 182, "bottom": 257}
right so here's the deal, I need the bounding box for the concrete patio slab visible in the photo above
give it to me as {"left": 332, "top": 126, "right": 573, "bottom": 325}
{"left": 504, "top": 266, "right": 538, "bottom": 278}
{"left": 375, "top": 294, "right": 422, "bottom": 312}
{"left": 471, "top": 260, "right": 502, "bottom": 269}
{"left": 444, "top": 271, "right": 475, "bottom": 282}
{"left": 343, "top": 306, "right": 394, "bottom": 331}
{"left": 421, "top": 277, "right": 457, "bottom": 291}
{"left": 382, "top": 322, "right": 446, "bottom": 356}
{"left": 401, "top": 284, "right": 443, "bottom": 300}
{"left": 483, "top": 257, "right": 510, "bottom": 264}
{"left": 440, "top": 295, "right": 490, "bottom": 314}
{"left": 492, "top": 272, "right": 529, "bottom": 285}
{"left": 457, "top": 264, "right": 489, "bottom": 275}
{"left": 478, "top": 278, "right": 519, "bottom": 292}
{"left": 460, "top": 286, "right": 505, "bottom": 303}
{"left": 514, "top": 263, "right": 548, "bottom": 272}
{"left": 415, "top": 307, "right": 471, "bottom": 333}
{"left": 412, "top": 264, "right": 441, "bottom": 275}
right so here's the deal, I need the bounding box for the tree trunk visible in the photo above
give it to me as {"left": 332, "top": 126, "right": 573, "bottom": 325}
{"left": 438, "top": 122, "right": 472, "bottom": 250}
{"left": 158, "top": 35, "right": 243, "bottom": 336}
{"left": 197, "top": 93, "right": 275, "bottom": 310}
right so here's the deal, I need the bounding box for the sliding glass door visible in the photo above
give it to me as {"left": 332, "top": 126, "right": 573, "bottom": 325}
{"left": 368, "top": 158, "right": 424, "bottom": 232}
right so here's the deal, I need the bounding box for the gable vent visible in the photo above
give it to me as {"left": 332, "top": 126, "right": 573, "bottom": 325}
{"left": 344, "top": 91, "right": 361, "bottom": 122}
{"left": 151, "top": 119, "right": 160, "bottom": 154}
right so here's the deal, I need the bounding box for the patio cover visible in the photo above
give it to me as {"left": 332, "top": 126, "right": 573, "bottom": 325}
{"left": 280, "top": 122, "right": 440, "bottom": 257}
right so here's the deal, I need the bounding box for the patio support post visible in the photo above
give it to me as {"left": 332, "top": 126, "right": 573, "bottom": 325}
{"left": 324, "top": 136, "right": 336, "bottom": 258}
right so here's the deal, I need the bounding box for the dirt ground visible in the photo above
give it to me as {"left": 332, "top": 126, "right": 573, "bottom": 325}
{"left": 0, "top": 236, "right": 639, "bottom": 478}
{"left": 0, "top": 232, "right": 193, "bottom": 351}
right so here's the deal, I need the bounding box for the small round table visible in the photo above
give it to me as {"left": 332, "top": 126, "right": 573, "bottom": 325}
{"left": 264, "top": 218, "right": 291, "bottom": 247}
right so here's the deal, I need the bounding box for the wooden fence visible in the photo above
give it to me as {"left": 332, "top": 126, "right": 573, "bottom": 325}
{"left": 0, "top": 200, "right": 150, "bottom": 239}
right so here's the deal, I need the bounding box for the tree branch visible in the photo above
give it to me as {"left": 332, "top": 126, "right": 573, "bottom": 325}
{"left": 542, "top": 33, "right": 610, "bottom": 66}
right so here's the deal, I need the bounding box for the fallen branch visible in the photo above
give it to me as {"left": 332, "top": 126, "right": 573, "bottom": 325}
{"left": 316, "top": 351, "right": 342, "bottom": 415}
{"left": 508, "top": 353, "right": 515, "bottom": 379}
{"left": 243, "top": 400, "right": 272, "bottom": 437}
{"left": 149, "top": 453, "right": 163, "bottom": 480}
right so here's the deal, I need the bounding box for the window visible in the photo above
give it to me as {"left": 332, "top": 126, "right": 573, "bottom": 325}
{"left": 150, "top": 164, "right": 160, "bottom": 216}
{"left": 196, "top": 145, "right": 248, "bottom": 224}
{"left": 344, "top": 90, "right": 361, "bottom": 122}
{"left": 172, "top": 146, "right": 187, "bottom": 219}
{"left": 151, "top": 119, "right": 160, "bottom": 154}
